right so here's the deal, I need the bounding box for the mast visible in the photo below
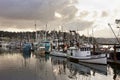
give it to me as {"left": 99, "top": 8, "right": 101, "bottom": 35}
{"left": 87, "top": 28, "right": 90, "bottom": 44}
{"left": 92, "top": 27, "right": 94, "bottom": 44}
{"left": 108, "top": 23, "right": 120, "bottom": 44}
{"left": 35, "top": 21, "right": 37, "bottom": 42}
{"left": 45, "top": 24, "right": 47, "bottom": 41}
{"left": 91, "top": 27, "right": 95, "bottom": 54}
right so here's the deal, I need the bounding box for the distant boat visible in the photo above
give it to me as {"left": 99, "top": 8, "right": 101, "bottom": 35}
{"left": 67, "top": 45, "right": 107, "bottom": 65}
{"left": 114, "top": 45, "right": 120, "bottom": 60}
{"left": 35, "top": 42, "right": 46, "bottom": 56}
{"left": 51, "top": 50, "right": 67, "bottom": 57}
{"left": 0, "top": 41, "right": 9, "bottom": 49}
{"left": 50, "top": 39, "right": 67, "bottom": 57}
{"left": 36, "top": 41, "right": 51, "bottom": 56}
{"left": 108, "top": 45, "right": 120, "bottom": 60}
{"left": 22, "top": 42, "right": 31, "bottom": 58}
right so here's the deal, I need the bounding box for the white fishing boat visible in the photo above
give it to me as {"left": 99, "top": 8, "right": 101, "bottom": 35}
{"left": 50, "top": 38, "right": 67, "bottom": 57}
{"left": 50, "top": 49, "right": 67, "bottom": 57}
{"left": 0, "top": 41, "right": 9, "bottom": 49}
{"left": 67, "top": 46, "right": 107, "bottom": 65}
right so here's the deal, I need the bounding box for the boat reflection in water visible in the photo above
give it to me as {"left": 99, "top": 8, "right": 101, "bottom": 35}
{"left": 0, "top": 48, "right": 118, "bottom": 80}
{"left": 51, "top": 56, "right": 107, "bottom": 80}
{"left": 22, "top": 42, "right": 31, "bottom": 58}
{"left": 108, "top": 63, "right": 120, "bottom": 80}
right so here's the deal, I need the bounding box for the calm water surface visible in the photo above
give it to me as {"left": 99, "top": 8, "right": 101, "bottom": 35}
{"left": 0, "top": 48, "right": 120, "bottom": 80}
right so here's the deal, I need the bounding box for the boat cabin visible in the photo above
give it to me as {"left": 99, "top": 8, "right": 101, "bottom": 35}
{"left": 68, "top": 46, "right": 91, "bottom": 57}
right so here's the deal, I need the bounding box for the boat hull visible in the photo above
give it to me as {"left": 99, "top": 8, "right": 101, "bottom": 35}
{"left": 68, "top": 56, "right": 107, "bottom": 65}
{"left": 50, "top": 51, "right": 67, "bottom": 58}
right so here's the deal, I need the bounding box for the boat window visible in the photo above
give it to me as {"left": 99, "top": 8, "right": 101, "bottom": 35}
{"left": 80, "top": 47, "right": 90, "bottom": 51}
{"left": 83, "top": 48, "right": 85, "bottom": 51}
{"left": 80, "top": 48, "right": 82, "bottom": 51}
{"left": 84, "top": 48, "right": 86, "bottom": 51}
{"left": 81, "top": 48, "right": 85, "bottom": 51}
{"left": 86, "top": 48, "right": 88, "bottom": 51}
{"left": 82, "top": 48, "right": 84, "bottom": 51}
{"left": 86, "top": 47, "right": 89, "bottom": 51}
{"left": 88, "top": 48, "right": 90, "bottom": 51}
{"left": 88, "top": 48, "right": 89, "bottom": 51}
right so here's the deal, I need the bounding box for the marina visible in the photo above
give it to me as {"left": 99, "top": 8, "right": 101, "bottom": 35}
{"left": 0, "top": 48, "right": 116, "bottom": 80}
{"left": 0, "top": 26, "right": 118, "bottom": 78}
{"left": 0, "top": 0, "right": 120, "bottom": 79}
{"left": 0, "top": 28, "right": 120, "bottom": 80}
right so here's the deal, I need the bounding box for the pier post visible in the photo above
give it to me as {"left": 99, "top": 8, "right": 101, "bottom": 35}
{"left": 93, "top": 44, "right": 95, "bottom": 55}
{"left": 113, "top": 45, "right": 117, "bottom": 61}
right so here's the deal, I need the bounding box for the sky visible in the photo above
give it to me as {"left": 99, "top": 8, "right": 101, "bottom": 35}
{"left": 0, "top": 0, "right": 120, "bottom": 38}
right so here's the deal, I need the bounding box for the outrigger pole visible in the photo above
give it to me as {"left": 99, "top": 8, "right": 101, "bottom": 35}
{"left": 108, "top": 23, "right": 120, "bottom": 45}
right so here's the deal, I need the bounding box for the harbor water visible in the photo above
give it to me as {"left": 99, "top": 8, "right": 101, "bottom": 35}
{"left": 0, "top": 48, "right": 119, "bottom": 80}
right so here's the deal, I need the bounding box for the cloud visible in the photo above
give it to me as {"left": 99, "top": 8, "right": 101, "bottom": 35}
{"left": 0, "top": 0, "right": 80, "bottom": 32}
{"left": 55, "top": 12, "right": 62, "bottom": 18}
{"left": 0, "top": 0, "right": 77, "bottom": 22}
{"left": 79, "top": 11, "right": 89, "bottom": 18}
{"left": 0, "top": 0, "right": 79, "bottom": 31}
{"left": 57, "top": 6, "right": 78, "bottom": 21}
{"left": 64, "top": 19, "right": 94, "bottom": 31}
{"left": 101, "top": 11, "right": 109, "bottom": 17}
{"left": 0, "top": 0, "right": 120, "bottom": 38}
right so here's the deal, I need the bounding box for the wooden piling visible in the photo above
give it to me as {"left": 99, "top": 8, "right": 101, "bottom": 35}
{"left": 113, "top": 45, "right": 117, "bottom": 61}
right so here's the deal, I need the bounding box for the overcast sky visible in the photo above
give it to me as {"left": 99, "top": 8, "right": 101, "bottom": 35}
{"left": 0, "top": 0, "right": 120, "bottom": 38}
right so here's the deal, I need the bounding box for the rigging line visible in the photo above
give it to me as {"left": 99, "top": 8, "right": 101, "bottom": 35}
{"left": 108, "top": 23, "right": 120, "bottom": 44}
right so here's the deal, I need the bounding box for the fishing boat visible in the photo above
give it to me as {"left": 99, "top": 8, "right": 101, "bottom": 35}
{"left": 35, "top": 42, "right": 46, "bottom": 56}
{"left": 50, "top": 49, "right": 67, "bottom": 57}
{"left": 67, "top": 45, "right": 107, "bottom": 65}
{"left": 35, "top": 40, "right": 51, "bottom": 57}
{"left": 107, "top": 23, "right": 120, "bottom": 62}
{"left": 0, "top": 41, "right": 9, "bottom": 49}
{"left": 50, "top": 39, "right": 67, "bottom": 57}
{"left": 114, "top": 45, "right": 120, "bottom": 60}
{"left": 22, "top": 42, "right": 32, "bottom": 58}
{"left": 67, "top": 29, "right": 107, "bottom": 65}
{"left": 108, "top": 45, "right": 120, "bottom": 60}
{"left": 43, "top": 41, "right": 51, "bottom": 54}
